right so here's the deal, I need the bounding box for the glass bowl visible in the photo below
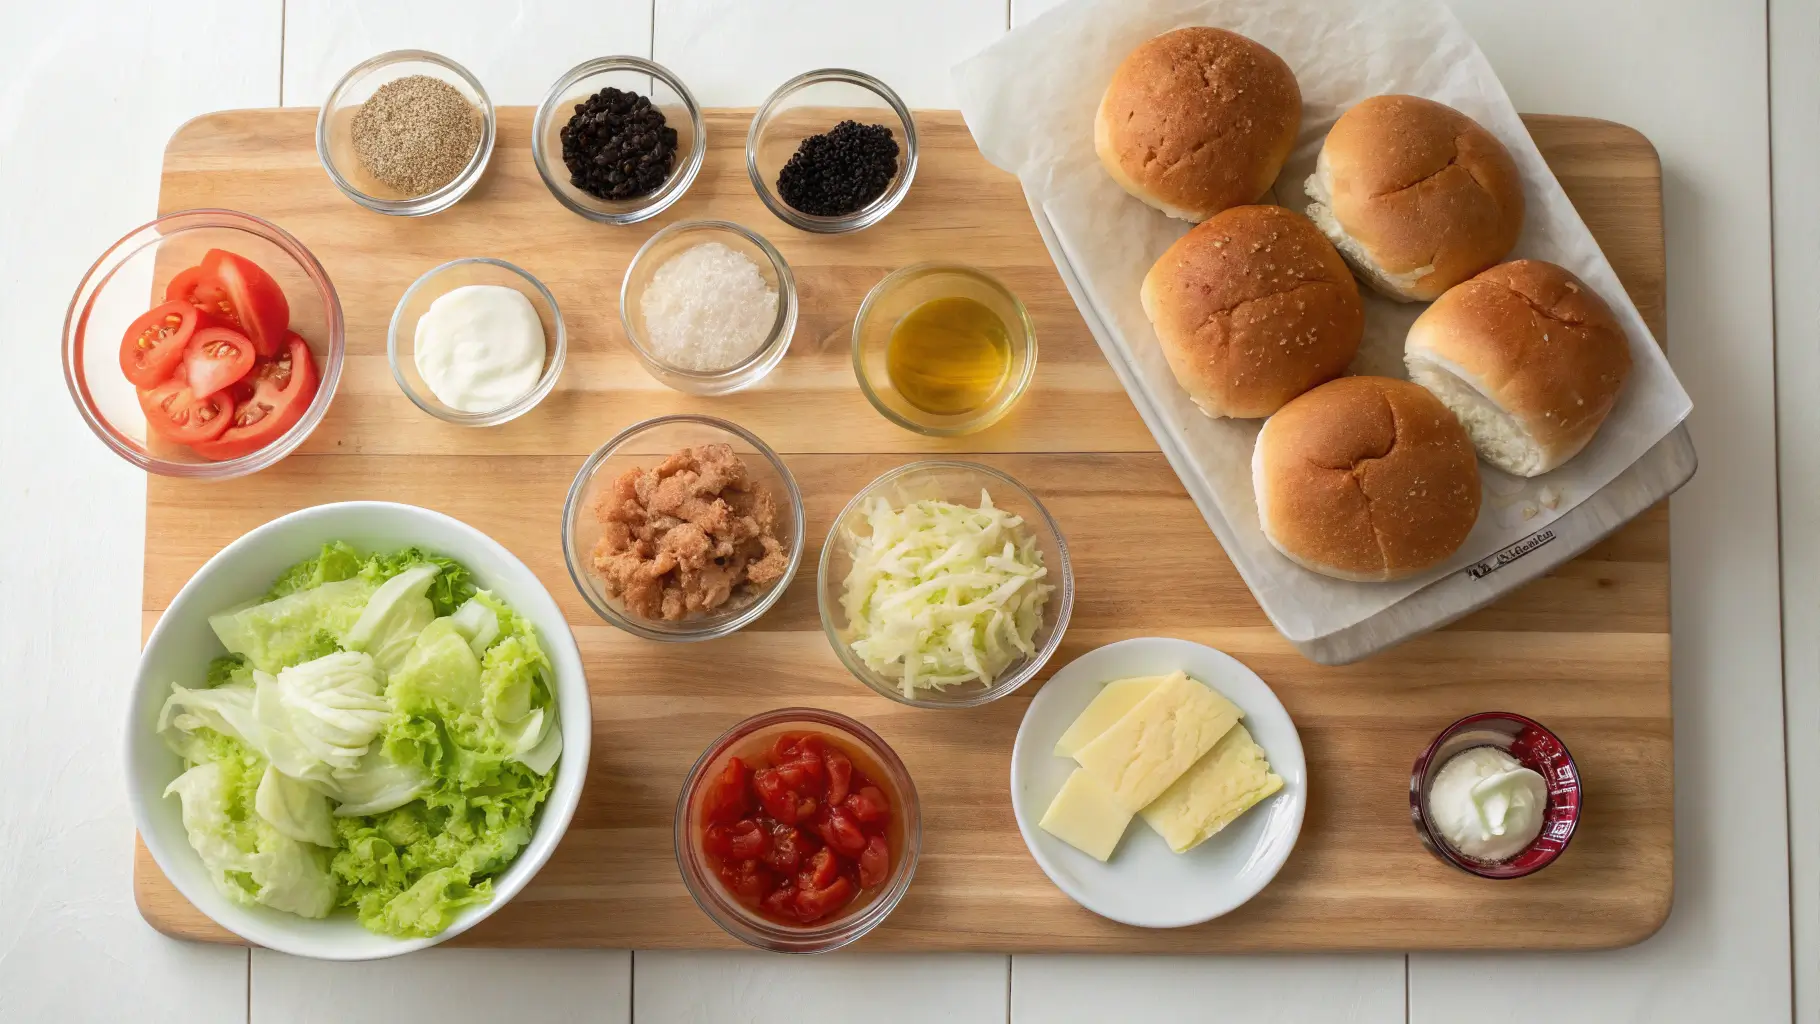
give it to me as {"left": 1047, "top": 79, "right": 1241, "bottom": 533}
{"left": 1410, "top": 711, "right": 1583, "bottom": 880}
{"left": 561, "top": 414, "right": 805, "bottom": 641}
{"left": 316, "top": 50, "right": 495, "bottom": 217}
{"left": 747, "top": 69, "right": 918, "bottom": 234}
{"left": 533, "top": 56, "right": 705, "bottom": 225}
{"left": 62, "top": 208, "right": 345, "bottom": 479}
{"left": 387, "top": 257, "right": 566, "bottom": 426}
{"left": 853, "top": 263, "right": 1037, "bottom": 436}
{"left": 619, "top": 220, "right": 797, "bottom": 395}
{"left": 674, "top": 707, "right": 921, "bottom": 953}
{"left": 817, "top": 461, "right": 1074, "bottom": 708}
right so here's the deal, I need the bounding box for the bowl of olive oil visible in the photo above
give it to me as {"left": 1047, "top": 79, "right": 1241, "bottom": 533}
{"left": 852, "top": 264, "right": 1036, "bottom": 436}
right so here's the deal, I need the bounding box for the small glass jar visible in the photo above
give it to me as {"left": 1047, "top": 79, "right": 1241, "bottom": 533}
{"left": 746, "top": 69, "right": 918, "bottom": 234}
{"left": 619, "top": 220, "right": 797, "bottom": 395}
{"left": 1410, "top": 711, "right": 1583, "bottom": 879}
{"left": 387, "top": 258, "right": 566, "bottom": 426}
{"left": 533, "top": 56, "right": 705, "bottom": 225}
{"left": 675, "top": 708, "right": 921, "bottom": 953}
{"left": 316, "top": 50, "right": 495, "bottom": 217}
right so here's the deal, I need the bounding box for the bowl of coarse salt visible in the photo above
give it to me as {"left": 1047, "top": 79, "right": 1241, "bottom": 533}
{"left": 619, "top": 220, "right": 798, "bottom": 395}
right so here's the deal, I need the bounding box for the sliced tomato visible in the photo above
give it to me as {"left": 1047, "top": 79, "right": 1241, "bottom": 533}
{"left": 202, "top": 249, "right": 288, "bottom": 357}
{"left": 814, "top": 807, "right": 868, "bottom": 857}
{"left": 119, "top": 301, "right": 203, "bottom": 387}
{"left": 752, "top": 767, "right": 800, "bottom": 825}
{"left": 858, "top": 835, "right": 891, "bottom": 888}
{"left": 182, "top": 326, "right": 256, "bottom": 399}
{"left": 845, "top": 785, "right": 891, "bottom": 825}
{"left": 793, "top": 877, "right": 854, "bottom": 923}
{"left": 189, "top": 331, "right": 320, "bottom": 462}
{"left": 800, "top": 847, "right": 840, "bottom": 891}
{"left": 823, "top": 748, "right": 853, "bottom": 806}
{"left": 701, "top": 758, "right": 751, "bottom": 826}
{"left": 138, "top": 378, "right": 233, "bottom": 444}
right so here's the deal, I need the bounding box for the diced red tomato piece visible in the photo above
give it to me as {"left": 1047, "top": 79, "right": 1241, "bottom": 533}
{"left": 703, "top": 823, "right": 735, "bottom": 859}
{"left": 701, "top": 758, "right": 751, "bottom": 826}
{"left": 800, "top": 847, "right": 840, "bottom": 890}
{"left": 719, "top": 859, "right": 772, "bottom": 903}
{"left": 760, "top": 879, "right": 797, "bottom": 919}
{"left": 845, "top": 785, "right": 891, "bottom": 825}
{"left": 760, "top": 823, "right": 808, "bottom": 873}
{"left": 858, "top": 836, "right": 890, "bottom": 888}
{"left": 824, "top": 748, "right": 853, "bottom": 805}
{"left": 815, "top": 807, "right": 868, "bottom": 857}
{"left": 793, "top": 877, "right": 855, "bottom": 923}
{"left": 753, "top": 767, "right": 799, "bottom": 825}
{"left": 726, "top": 819, "right": 768, "bottom": 860}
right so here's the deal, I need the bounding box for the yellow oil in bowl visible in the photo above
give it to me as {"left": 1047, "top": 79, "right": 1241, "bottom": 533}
{"left": 884, "top": 296, "right": 1011, "bottom": 417}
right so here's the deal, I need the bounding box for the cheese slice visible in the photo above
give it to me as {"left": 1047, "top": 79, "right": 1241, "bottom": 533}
{"left": 1140, "top": 723, "right": 1284, "bottom": 853}
{"left": 1053, "top": 675, "right": 1166, "bottom": 757}
{"left": 1072, "top": 671, "right": 1242, "bottom": 813}
{"left": 1038, "top": 768, "right": 1135, "bottom": 861}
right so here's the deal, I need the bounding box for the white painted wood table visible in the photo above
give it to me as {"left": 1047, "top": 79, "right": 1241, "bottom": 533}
{"left": 1, "top": 1, "right": 1810, "bottom": 1021}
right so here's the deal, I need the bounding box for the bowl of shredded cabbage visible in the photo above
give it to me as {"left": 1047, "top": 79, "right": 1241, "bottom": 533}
{"left": 126, "top": 501, "right": 590, "bottom": 960}
{"left": 817, "top": 461, "right": 1074, "bottom": 707}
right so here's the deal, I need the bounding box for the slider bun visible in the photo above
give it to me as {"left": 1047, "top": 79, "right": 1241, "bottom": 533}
{"left": 1304, "top": 95, "right": 1525, "bottom": 301}
{"left": 1405, "top": 259, "right": 1632, "bottom": 477}
{"left": 1096, "top": 27, "right": 1301, "bottom": 222}
{"left": 1253, "top": 375, "right": 1481, "bottom": 582}
{"left": 1141, "top": 204, "right": 1364, "bottom": 419}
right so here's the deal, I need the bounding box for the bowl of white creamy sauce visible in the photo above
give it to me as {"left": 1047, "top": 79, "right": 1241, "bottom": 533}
{"left": 389, "top": 257, "right": 566, "bottom": 425}
{"left": 1409, "top": 711, "right": 1582, "bottom": 879}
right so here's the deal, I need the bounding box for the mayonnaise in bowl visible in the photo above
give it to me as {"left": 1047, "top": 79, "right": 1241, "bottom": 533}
{"left": 413, "top": 283, "right": 547, "bottom": 414}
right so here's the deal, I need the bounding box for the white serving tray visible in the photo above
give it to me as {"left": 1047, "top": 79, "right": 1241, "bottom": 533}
{"left": 1028, "top": 197, "right": 1697, "bottom": 665}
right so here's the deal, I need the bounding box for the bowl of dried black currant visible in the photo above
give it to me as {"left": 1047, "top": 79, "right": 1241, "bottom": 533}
{"left": 747, "top": 69, "right": 918, "bottom": 234}
{"left": 533, "top": 56, "right": 705, "bottom": 225}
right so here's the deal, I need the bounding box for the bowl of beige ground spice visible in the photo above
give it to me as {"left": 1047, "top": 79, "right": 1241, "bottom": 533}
{"left": 316, "top": 50, "right": 494, "bottom": 216}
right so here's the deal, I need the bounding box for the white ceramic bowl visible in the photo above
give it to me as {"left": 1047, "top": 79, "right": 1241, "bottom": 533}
{"left": 124, "top": 502, "right": 592, "bottom": 960}
{"left": 1009, "top": 637, "right": 1305, "bottom": 928}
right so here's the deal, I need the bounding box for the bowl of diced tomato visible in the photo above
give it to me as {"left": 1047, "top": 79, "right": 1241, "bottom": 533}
{"left": 63, "top": 208, "right": 343, "bottom": 478}
{"left": 675, "top": 707, "right": 920, "bottom": 953}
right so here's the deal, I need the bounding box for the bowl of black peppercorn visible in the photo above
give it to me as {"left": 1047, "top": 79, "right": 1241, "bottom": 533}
{"left": 747, "top": 69, "right": 918, "bottom": 234}
{"left": 533, "top": 56, "right": 705, "bottom": 225}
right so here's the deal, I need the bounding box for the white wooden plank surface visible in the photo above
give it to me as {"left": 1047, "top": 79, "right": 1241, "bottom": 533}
{"left": 0, "top": 1, "right": 279, "bottom": 1021}
{"left": 251, "top": 949, "right": 631, "bottom": 1024}
{"left": 1771, "top": 0, "right": 1820, "bottom": 1019}
{"left": 635, "top": 952, "right": 1009, "bottom": 1024}
{"left": 281, "top": 0, "right": 655, "bottom": 105}
{"left": 1011, "top": 956, "right": 1405, "bottom": 1024}
{"left": 1415, "top": 0, "right": 1790, "bottom": 1015}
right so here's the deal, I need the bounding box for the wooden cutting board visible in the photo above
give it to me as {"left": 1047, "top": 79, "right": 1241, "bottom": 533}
{"left": 135, "top": 108, "right": 1671, "bottom": 952}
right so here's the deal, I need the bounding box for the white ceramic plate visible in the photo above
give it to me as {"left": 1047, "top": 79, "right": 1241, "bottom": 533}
{"left": 1009, "top": 637, "right": 1306, "bottom": 928}
{"left": 126, "top": 502, "right": 591, "bottom": 960}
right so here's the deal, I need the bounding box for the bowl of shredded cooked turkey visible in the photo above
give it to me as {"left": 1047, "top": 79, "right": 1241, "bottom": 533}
{"left": 819, "top": 462, "right": 1073, "bottom": 708}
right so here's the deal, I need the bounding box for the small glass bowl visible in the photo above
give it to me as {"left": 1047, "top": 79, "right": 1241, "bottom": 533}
{"left": 619, "top": 220, "right": 798, "bottom": 395}
{"left": 818, "top": 461, "right": 1074, "bottom": 708}
{"left": 1410, "top": 712, "right": 1583, "bottom": 880}
{"left": 316, "top": 50, "right": 495, "bottom": 217}
{"left": 533, "top": 56, "right": 705, "bottom": 225}
{"left": 387, "top": 258, "right": 566, "bottom": 427}
{"left": 62, "top": 209, "right": 345, "bottom": 479}
{"left": 747, "top": 69, "right": 918, "bottom": 234}
{"left": 675, "top": 707, "right": 921, "bottom": 953}
{"left": 562, "top": 415, "right": 805, "bottom": 641}
{"left": 853, "top": 263, "right": 1037, "bottom": 436}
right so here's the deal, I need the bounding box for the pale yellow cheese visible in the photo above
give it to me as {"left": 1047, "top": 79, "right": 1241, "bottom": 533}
{"left": 1037, "top": 768, "right": 1136, "bottom": 861}
{"left": 1140, "top": 723, "right": 1284, "bottom": 853}
{"left": 1072, "top": 671, "right": 1242, "bottom": 813}
{"left": 1053, "top": 675, "right": 1166, "bottom": 757}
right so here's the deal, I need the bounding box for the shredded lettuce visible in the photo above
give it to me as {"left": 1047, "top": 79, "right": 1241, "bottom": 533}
{"left": 158, "top": 543, "right": 558, "bottom": 938}
{"left": 840, "top": 490, "right": 1053, "bottom": 698}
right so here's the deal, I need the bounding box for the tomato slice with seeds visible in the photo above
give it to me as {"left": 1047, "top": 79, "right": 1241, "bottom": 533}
{"left": 189, "top": 331, "right": 319, "bottom": 462}
{"left": 138, "top": 377, "right": 234, "bottom": 444}
{"left": 201, "top": 249, "right": 288, "bottom": 357}
{"left": 182, "top": 326, "right": 256, "bottom": 399}
{"left": 119, "top": 301, "right": 202, "bottom": 388}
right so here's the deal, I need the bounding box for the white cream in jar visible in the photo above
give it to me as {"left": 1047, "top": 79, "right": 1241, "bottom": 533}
{"left": 413, "top": 284, "right": 546, "bottom": 413}
{"left": 1426, "top": 745, "right": 1548, "bottom": 862}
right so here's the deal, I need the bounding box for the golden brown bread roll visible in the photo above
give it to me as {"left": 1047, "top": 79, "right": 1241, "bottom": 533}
{"left": 1304, "top": 95, "right": 1525, "bottom": 301}
{"left": 1253, "top": 375, "right": 1482, "bottom": 581}
{"left": 1405, "top": 259, "right": 1632, "bottom": 476}
{"left": 1141, "top": 204, "right": 1363, "bottom": 419}
{"left": 1095, "top": 27, "right": 1302, "bottom": 222}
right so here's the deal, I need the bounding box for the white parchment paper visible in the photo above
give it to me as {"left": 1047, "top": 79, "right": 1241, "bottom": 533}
{"left": 953, "top": 0, "right": 1693, "bottom": 642}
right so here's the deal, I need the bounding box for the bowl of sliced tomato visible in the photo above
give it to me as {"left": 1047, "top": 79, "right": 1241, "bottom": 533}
{"left": 63, "top": 208, "right": 344, "bottom": 478}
